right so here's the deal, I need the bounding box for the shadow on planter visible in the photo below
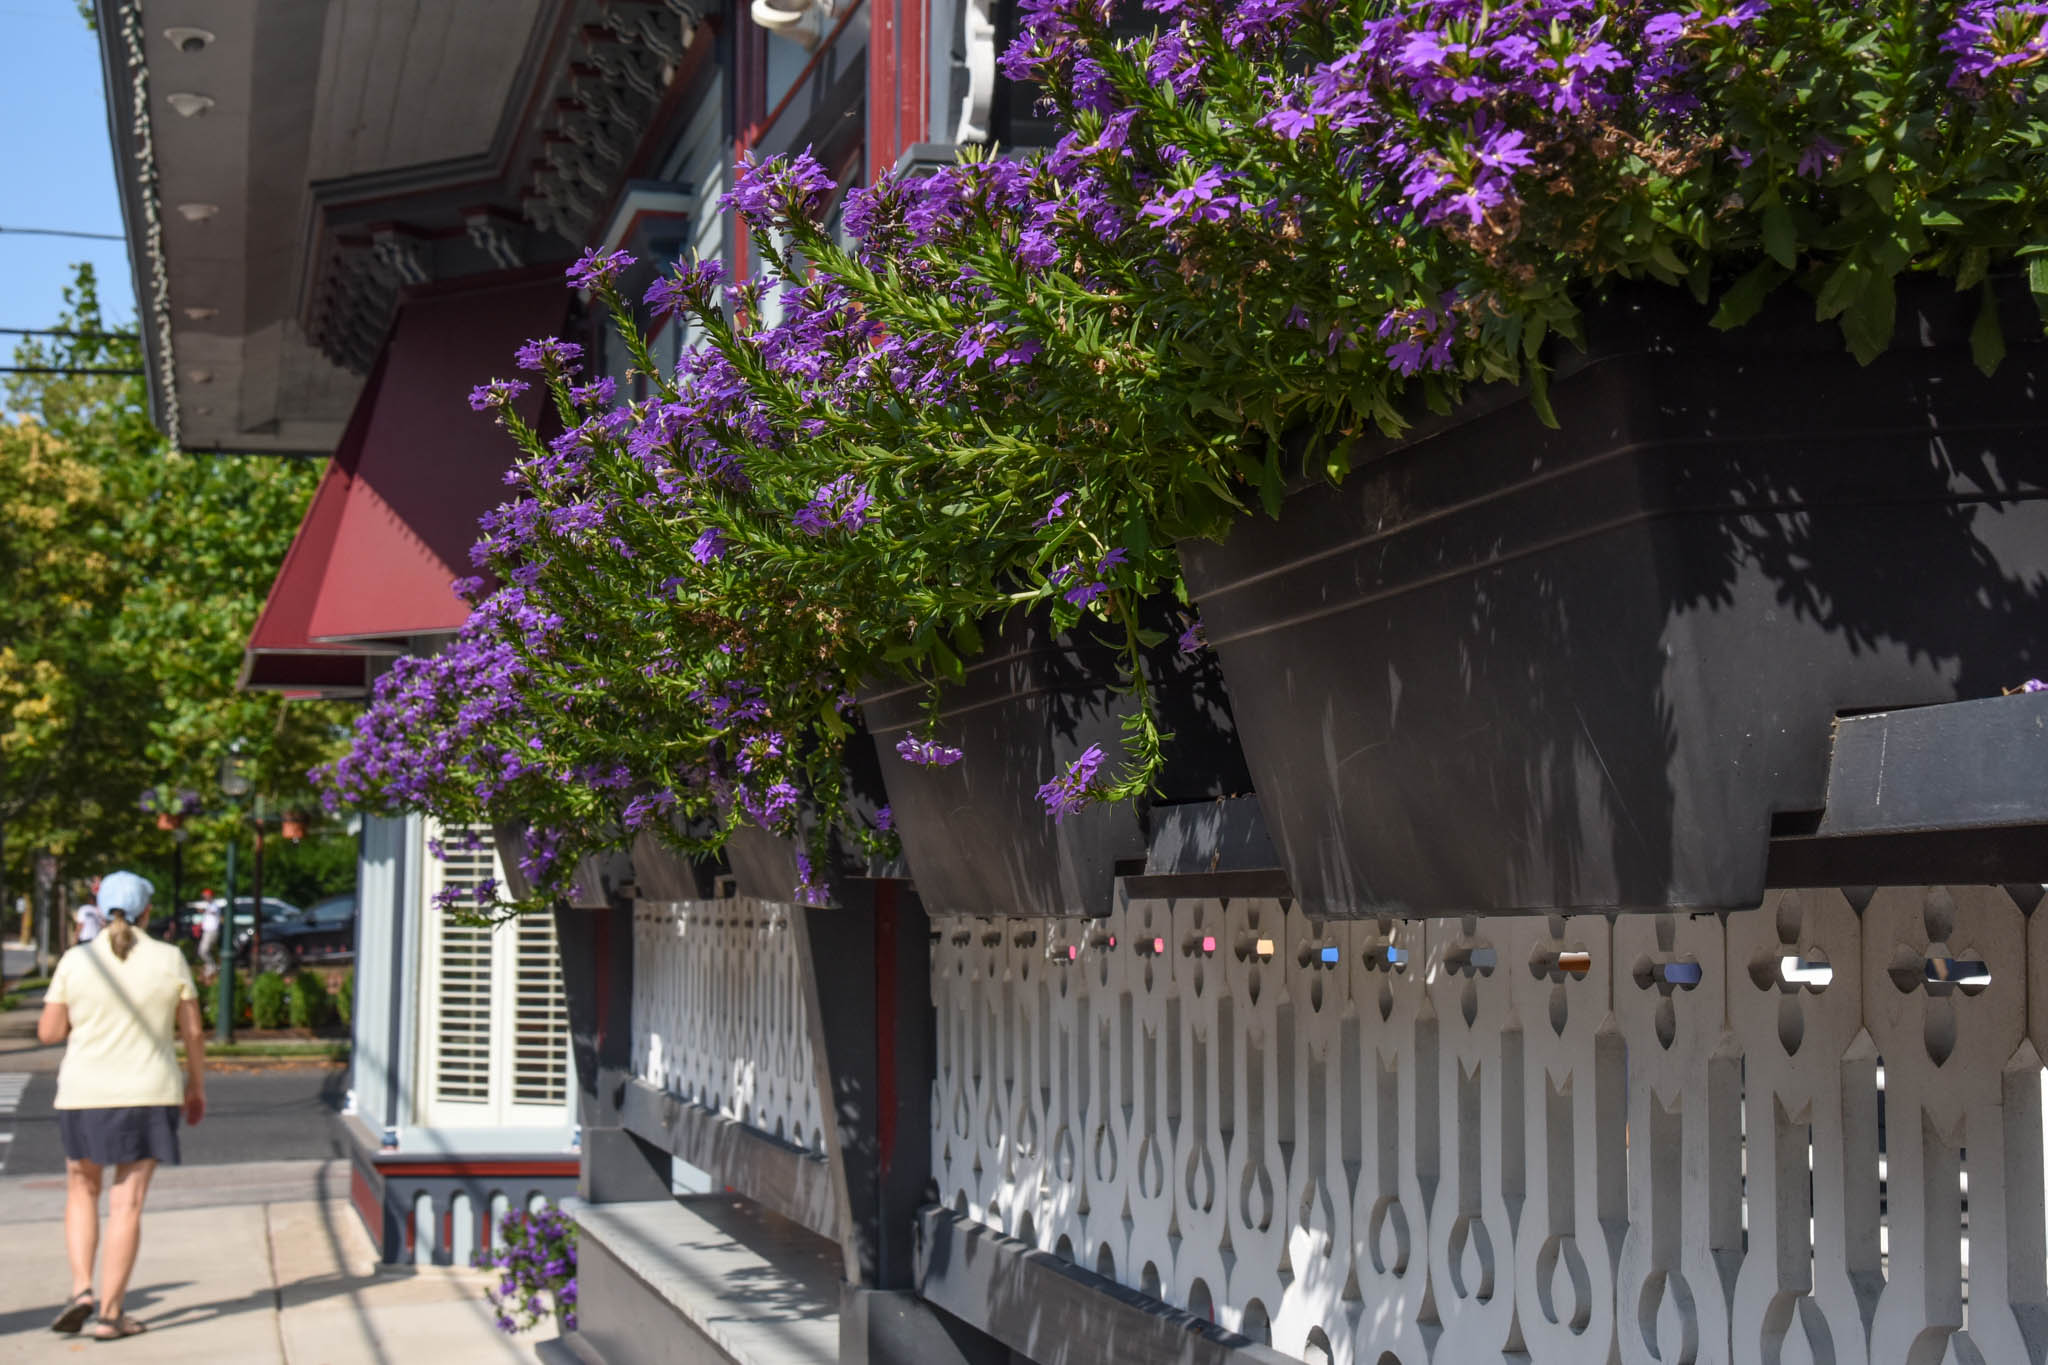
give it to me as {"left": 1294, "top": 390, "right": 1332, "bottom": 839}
{"left": 1181, "top": 277, "right": 2048, "bottom": 918}
{"left": 489, "top": 822, "right": 634, "bottom": 908}
{"left": 722, "top": 729, "right": 902, "bottom": 906}
{"left": 860, "top": 604, "right": 1251, "bottom": 918}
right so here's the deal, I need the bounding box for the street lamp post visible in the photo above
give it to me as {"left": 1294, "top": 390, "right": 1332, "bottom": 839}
{"left": 216, "top": 746, "right": 251, "bottom": 1044}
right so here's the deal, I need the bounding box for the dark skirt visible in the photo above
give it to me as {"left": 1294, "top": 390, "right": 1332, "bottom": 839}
{"left": 57, "top": 1106, "right": 181, "bottom": 1167}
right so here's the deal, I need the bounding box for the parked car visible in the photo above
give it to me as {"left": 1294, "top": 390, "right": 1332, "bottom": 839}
{"left": 160, "top": 895, "right": 301, "bottom": 947}
{"left": 242, "top": 892, "right": 356, "bottom": 973}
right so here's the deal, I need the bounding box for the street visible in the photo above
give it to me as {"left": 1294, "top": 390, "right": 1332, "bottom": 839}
{"left": 0, "top": 1065, "right": 349, "bottom": 1177}
{"left": 2, "top": 943, "right": 38, "bottom": 983}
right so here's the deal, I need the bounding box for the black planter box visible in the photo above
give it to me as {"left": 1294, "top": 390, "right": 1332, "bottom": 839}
{"left": 1180, "top": 280, "right": 2048, "bottom": 917}
{"left": 860, "top": 608, "right": 1249, "bottom": 918}
{"left": 722, "top": 731, "right": 901, "bottom": 906}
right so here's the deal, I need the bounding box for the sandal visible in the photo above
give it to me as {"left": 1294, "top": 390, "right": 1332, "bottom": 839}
{"left": 91, "top": 1314, "right": 147, "bottom": 1342}
{"left": 50, "top": 1290, "right": 95, "bottom": 1334}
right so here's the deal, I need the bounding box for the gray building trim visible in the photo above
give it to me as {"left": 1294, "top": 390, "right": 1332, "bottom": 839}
{"left": 915, "top": 1207, "right": 1299, "bottom": 1365}
{"left": 567, "top": 1196, "right": 841, "bottom": 1365}
{"left": 617, "top": 1075, "right": 838, "bottom": 1243}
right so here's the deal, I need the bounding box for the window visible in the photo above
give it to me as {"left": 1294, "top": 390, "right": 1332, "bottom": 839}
{"left": 416, "top": 824, "right": 572, "bottom": 1128}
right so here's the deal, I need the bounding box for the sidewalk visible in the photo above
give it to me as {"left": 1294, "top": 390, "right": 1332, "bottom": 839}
{"left": 0, "top": 1159, "right": 557, "bottom": 1364}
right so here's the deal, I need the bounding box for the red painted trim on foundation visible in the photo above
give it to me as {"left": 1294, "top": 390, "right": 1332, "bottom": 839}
{"left": 350, "top": 1165, "right": 384, "bottom": 1252}
{"left": 374, "top": 1160, "right": 579, "bottom": 1179}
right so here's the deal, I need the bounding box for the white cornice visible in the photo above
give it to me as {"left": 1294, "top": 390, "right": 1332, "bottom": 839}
{"left": 114, "top": 0, "right": 180, "bottom": 449}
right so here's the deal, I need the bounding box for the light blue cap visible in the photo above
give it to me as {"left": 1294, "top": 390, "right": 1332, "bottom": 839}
{"left": 97, "top": 870, "right": 155, "bottom": 918}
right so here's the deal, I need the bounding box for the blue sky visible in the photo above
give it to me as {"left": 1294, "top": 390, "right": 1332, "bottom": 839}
{"left": 0, "top": 2, "right": 135, "bottom": 335}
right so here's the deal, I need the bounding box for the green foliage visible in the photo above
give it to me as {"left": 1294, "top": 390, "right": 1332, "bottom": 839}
{"left": 286, "top": 970, "right": 333, "bottom": 1029}
{"left": 249, "top": 970, "right": 289, "bottom": 1030}
{"left": 0, "top": 265, "right": 352, "bottom": 910}
{"left": 335, "top": 968, "right": 353, "bottom": 1027}
{"left": 201, "top": 969, "right": 252, "bottom": 1031}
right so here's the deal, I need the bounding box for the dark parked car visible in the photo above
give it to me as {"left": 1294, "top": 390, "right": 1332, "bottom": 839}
{"left": 240, "top": 892, "right": 356, "bottom": 973}
{"left": 159, "top": 896, "right": 300, "bottom": 946}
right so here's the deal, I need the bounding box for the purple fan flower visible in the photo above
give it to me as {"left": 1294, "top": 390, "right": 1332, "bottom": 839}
{"left": 793, "top": 852, "right": 831, "bottom": 907}
{"left": 1037, "top": 744, "right": 1106, "bottom": 822}
{"left": 468, "top": 378, "right": 530, "bottom": 412}
{"left": 566, "top": 247, "right": 636, "bottom": 291}
{"left": 791, "top": 475, "right": 874, "bottom": 536}
{"left": 896, "top": 735, "right": 965, "bottom": 767}
{"left": 1178, "top": 617, "right": 1207, "bottom": 654}
{"left": 690, "top": 527, "right": 729, "bottom": 564}
{"left": 514, "top": 337, "right": 584, "bottom": 373}
{"left": 1036, "top": 492, "right": 1075, "bottom": 527}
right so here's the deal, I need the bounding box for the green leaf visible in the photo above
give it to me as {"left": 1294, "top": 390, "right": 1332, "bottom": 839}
{"left": 1711, "top": 262, "right": 1786, "bottom": 331}
{"left": 1840, "top": 272, "right": 1896, "bottom": 365}
{"left": 1815, "top": 258, "right": 1868, "bottom": 321}
{"left": 1762, "top": 202, "right": 1797, "bottom": 269}
{"left": 1956, "top": 246, "right": 1992, "bottom": 291}
{"left": 950, "top": 617, "right": 983, "bottom": 659}
{"left": 2030, "top": 256, "right": 2048, "bottom": 315}
{"left": 1972, "top": 281, "right": 2007, "bottom": 378}
{"left": 1526, "top": 362, "right": 1558, "bottom": 429}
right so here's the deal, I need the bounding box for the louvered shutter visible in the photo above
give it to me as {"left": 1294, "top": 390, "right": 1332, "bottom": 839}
{"left": 416, "top": 823, "right": 572, "bottom": 1128}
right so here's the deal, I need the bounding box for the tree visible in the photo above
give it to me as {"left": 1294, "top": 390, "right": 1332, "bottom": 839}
{"left": 0, "top": 265, "right": 354, "bottom": 914}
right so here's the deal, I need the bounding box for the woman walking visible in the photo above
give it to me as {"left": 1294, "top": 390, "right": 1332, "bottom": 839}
{"left": 37, "top": 870, "right": 206, "bottom": 1342}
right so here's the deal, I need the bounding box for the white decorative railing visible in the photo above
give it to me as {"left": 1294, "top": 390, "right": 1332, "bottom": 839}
{"left": 632, "top": 900, "right": 825, "bottom": 1154}
{"left": 930, "top": 885, "right": 2048, "bottom": 1364}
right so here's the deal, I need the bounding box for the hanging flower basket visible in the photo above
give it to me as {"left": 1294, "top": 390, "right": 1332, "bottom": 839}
{"left": 1180, "top": 278, "right": 2048, "bottom": 918}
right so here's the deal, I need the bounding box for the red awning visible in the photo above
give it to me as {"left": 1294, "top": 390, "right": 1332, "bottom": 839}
{"left": 304, "top": 270, "right": 565, "bottom": 644}
{"left": 239, "top": 351, "right": 396, "bottom": 697}
{"left": 240, "top": 269, "right": 566, "bottom": 692}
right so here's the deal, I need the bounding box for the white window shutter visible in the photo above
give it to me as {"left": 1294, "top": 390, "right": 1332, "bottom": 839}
{"left": 416, "top": 823, "right": 571, "bottom": 1128}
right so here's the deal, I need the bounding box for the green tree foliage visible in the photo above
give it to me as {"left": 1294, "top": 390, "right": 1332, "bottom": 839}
{"left": 0, "top": 265, "right": 353, "bottom": 906}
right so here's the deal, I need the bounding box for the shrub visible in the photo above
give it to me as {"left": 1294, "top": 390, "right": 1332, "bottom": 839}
{"left": 483, "top": 1204, "right": 577, "bottom": 1334}
{"left": 248, "top": 971, "right": 289, "bottom": 1030}
{"left": 287, "top": 970, "right": 332, "bottom": 1030}
{"left": 335, "top": 968, "right": 354, "bottom": 1027}
{"left": 200, "top": 970, "right": 253, "bottom": 1031}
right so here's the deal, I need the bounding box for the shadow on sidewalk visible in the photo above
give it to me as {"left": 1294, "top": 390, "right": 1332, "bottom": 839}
{"left": 0, "top": 1282, "right": 191, "bottom": 1338}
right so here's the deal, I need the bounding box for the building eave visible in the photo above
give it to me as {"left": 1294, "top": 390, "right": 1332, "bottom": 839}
{"left": 95, "top": 0, "right": 178, "bottom": 447}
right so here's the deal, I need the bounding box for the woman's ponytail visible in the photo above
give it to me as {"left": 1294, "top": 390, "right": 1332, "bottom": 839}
{"left": 106, "top": 911, "right": 136, "bottom": 961}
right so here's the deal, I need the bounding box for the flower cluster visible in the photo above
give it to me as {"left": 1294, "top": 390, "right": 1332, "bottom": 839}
{"left": 316, "top": 0, "right": 2048, "bottom": 913}
{"left": 482, "top": 1204, "right": 577, "bottom": 1335}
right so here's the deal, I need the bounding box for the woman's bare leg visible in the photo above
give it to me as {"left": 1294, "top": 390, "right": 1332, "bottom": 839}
{"left": 63, "top": 1159, "right": 102, "bottom": 1299}
{"left": 98, "top": 1160, "right": 156, "bottom": 1319}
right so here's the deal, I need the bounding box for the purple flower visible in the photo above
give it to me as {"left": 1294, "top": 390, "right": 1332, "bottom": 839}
{"left": 1796, "top": 135, "right": 1843, "bottom": 180}
{"left": 2020, "top": 679, "right": 2047, "bottom": 693}
{"left": 690, "top": 527, "right": 729, "bottom": 564}
{"left": 1036, "top": 492, "right": 1075, "bottom": 527}
{"left": 791, "top": 475, "right": 874, "bottom": 536}
{"left": 468, "top": 378, "right": 530, "bottom": 412}
{"left": 1178, "top": 617, "right": 1207, "bottom": 654}
{"left": 514, "top": 337, "right": 584, "bottom": 373}
{"left": 874, "top": 805, "right": 894, "bottom": 832}
{"left": 646, "top": 259, "right": 726, "bottom": 318}
{"left": 1037, "top": 744, "right": 1106, "bottom": 822}
{"left": 720, "top": 149, "right": 838, "bottom": 226}
{"left": 566, "top": 247, "right": 636, "bottom": 291}
{"left": 793, "top": 852, "right": 831, "bottom": 907}
{"left": 896, "top": 735, "right": 965, "bottom": 767}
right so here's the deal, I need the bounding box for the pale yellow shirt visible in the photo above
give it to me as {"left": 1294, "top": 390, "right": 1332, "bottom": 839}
{"left": 46, "top": 933, "right": 196, "bottom": 1109}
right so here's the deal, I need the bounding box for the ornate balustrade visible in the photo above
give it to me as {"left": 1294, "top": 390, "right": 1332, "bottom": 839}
{"left": 631, "top": 900, "right": 825, "bottom": 1156}
{"left": 930, "top": 886, "right": 2048, "bottom": 1364}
